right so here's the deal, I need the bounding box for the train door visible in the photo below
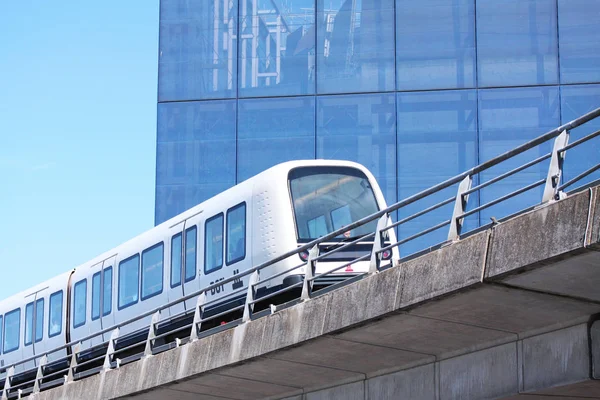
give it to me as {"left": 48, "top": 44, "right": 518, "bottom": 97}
{"left": 22, "top": 294, "right": 35, "bottom": 371}
{"left": 87, "top": 262, "right": 104, "bottom": 348}
{"left": 100, "top": 256, "right": 116, "bottom": 342}
{"left": 30, "top": 290, "right": 48, "bottom": 363}
{"left": 182, "top": 220, "right": 201, "bottom": 310}
{"left": 165, "top": 222, "right": 185, "bottom": 317}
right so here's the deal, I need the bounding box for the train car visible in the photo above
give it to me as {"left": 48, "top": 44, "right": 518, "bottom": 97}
{"left": 0, "top": 160, "right": 395, "bottom": 389}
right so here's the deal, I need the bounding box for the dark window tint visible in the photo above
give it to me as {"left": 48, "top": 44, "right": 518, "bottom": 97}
{"left": 142, "top": 243, "right": 164, "bottom": 300}
{"left": 4, "top": 308, "right": 20, "bottom": 353}
{"left": 35, "top": 298, "right": 44, "bottom": 342}
{"left": 25, "top": 302, "right": 33, "bottom": 346}
{"left": 92, "top": 272, "right": 101, "bottom": 320}
{"left": 49, "top": 291, "right": 63, "bottom": 337}
{"left": 118, "top": 255, "right": 139, "bottom": 309}
{"left": 205, "top": 215, "right": 224, "bottom": 273}
{"left": 226, "top": 203, "right": 246, "bottom": 265}
{"left": 171, "top": 233, "right": 182, "bottom": 287}
{"left": 73, "top": 279, "right": 87, "bottom": 328}
{"left": 103, "top": 267, "right": 112, "bottom": 316}
{"left": 185, "top": 227, "right": 197, "bottom": 282}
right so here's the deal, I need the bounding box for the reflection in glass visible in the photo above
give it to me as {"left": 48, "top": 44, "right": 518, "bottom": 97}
{"left": 103, "top": 268, "right": 112, "bottom": 316}
{"left": 35, "top": 299, "right": 44, "bottom": 342}
{"left": 226, "top": 204, "right": 246, "bottom": 264}
{"left": 159, "top": 0, "right": 238, "bottom": 100}
{"left": 142, "top": 244, "right": 164, "bottom": 299}
{"left": 317, "top": 0, "right": 395, "bottom": 93}
{"left": 49, "top": 291, "right": 63, "bottom": 337}
{"left": 205, "top": 216, "right": 224, "bottom": 273}
{"left": 118, "top": 255, "right": 140, "bottom": 309}
{"left": 25, "top": 303, "right": 33, "bottom": 345}
{"left": 477, "top": 0, "right": 558, "bottom": 87}
{"left": 396, "top": 0, "right": 475, "bottom": 90}
{"left": 239, "top": 0, "right": 316, "bottom": 97}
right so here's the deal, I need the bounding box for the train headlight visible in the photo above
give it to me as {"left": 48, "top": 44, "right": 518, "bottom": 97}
{"left": 382, "top": 249, "right": 392, "bottom": 260}
{"left": 299, "top": 250, "right": 309, "bottom": 262}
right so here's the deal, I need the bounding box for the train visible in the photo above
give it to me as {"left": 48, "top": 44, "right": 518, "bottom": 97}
{"left": 0, "top": 160, "right": 395, "bottom": 390}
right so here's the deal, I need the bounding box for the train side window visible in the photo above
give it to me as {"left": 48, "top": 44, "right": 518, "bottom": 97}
{"left": 49, "top": 291, "right": 63, "bottom": 337}
{"left": 184, "top": 227, "right": 197, "bottom": 282}
{"left": 25, "top": 302, "right": 34, "bottom": 346}
{"left": 103, "top": 267, "right": 113, "bottom": 316}
{"left": 205, "top": 214, "right": 224, "bottom": 274}
{"left": 4, "top": 308, "right": 20, "bottom": 353}
{"left": 0, "top": 315, "right": 3, "bottom": 354}
{"left": 35, "top": 298, "right": 44, "bottom": 342}
{"left": 142, "top": 243, "right": 164, "bottom": 300}
{"left": 92, "top": 272, "right": 101, "bottom": 320}
{"left": 118, "top": 254, "right": 139, "bottom": 309}
{"left": 170, "top": 233, "right": 182, "bottom": 287}
{"left": 73, "top": 279, "right": 87, "bottom": 328}
{"left": 226, "top": 203, "right": 246, "bottom": 265}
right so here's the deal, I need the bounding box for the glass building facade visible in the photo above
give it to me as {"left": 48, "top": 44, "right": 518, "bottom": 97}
{"left": 156, "top": 0, "right": 600, "bottom": 254}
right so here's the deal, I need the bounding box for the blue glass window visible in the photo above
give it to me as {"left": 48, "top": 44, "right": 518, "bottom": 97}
{"left": 25, "top": 302, "right": 33, "bottom": 346}
{"left": 239, "top": 0, "right": 315, "bottom": 97}
{"left": 142, "top": 243, "right": 164, "bottom": 300}
{"left": 396, "top": 0, "right": 475, "bottom": 90}
{"left": 158, "top": 0, "right": 238, "bottom": 101}
{"left": 171, "top": 233, "right": 182, "bottom": 287}
{"left": 316, "top": 93, "right": 397, "bottom": 205}
{"left": 156, "top": 100, "right": 236, "bottom": 224}
{"left": 558, "top": 0, "right": 600, "bottom": 84}
{"left": 49, "top": 291, "right": 63, "bottom": 337}
{"left": 73, "top": 279, "right": 87, "bottom": 328}
{"left": 4, "top": 309, "right": 20, "bottom": 353}
{"left": 35, "top": 298, "right": 43, "bottom": 343}
{"left": 478, "top": 87, "right": 560, "bottom": 223}
{"left": 477, "top": 0, "right": 558, "bottom": 87}
{"left": 118, "top": 255, "right": 140, "bottom": 309}
{"left": 317, "top": 0, "right": 395, "bottom": 93}
{"left": 185, "top": 226, "right": 197, "bottom": 282}
{"left": 205, "top": 214, "right": 224, "bottom": 274}
{"left": 560, "top": 84, "right": 600, "bottom": 190}
{"left": 397, "top": 90, "right": 478, "bottom": 256}
{"left": 238, "top": 96, "right": 316, "bottom": 181}
{"left": 226, "top": 203, "right": 246, "bottom": 265}
{"left": 92, "top": 272, "right": 101, "bottom": 321}
{"left": 0, "top": 316, "right": 2, "bottom": 354}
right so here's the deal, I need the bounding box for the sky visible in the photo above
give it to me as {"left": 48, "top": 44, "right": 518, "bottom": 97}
{"left": 0, "top": 2, "right": 160, "bottom": 298}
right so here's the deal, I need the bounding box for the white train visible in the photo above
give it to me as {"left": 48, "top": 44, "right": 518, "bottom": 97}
{"left": 0, "top": 160, "right": 394, "bottom": 390}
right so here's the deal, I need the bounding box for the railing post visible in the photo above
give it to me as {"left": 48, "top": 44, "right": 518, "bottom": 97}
{"left": 369, "top": 214, "right": 391, "bottom": 274}
{"left": 190, "top": 292, "right": 206, "bottom": 341}
{"left": 32, "top": 354, "right": 47, "bottom": 393}
{"left": 1, "top": 366, "right": 14, "bottom": 400}
{"left": 242, "top": 271, "right": 260, "bottom": 323}
{"left": 543, "top": 130, "right": 569, "bottom": 202}
{"left": 301, "top": 245, "right": 319, "bottom": 301}
{"left": 144, "top": 311, "right": 161, "bottom": 357}
{"left": 103, "top": 328, "right": 119, "bottom": 371}
{"left": 448, "top": 175, "right": 473, "bottom": 241}
{"left": 66, "top": 343, "right": 81, "bottom": 383}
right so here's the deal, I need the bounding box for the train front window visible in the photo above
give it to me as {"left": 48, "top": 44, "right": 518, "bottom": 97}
{"left": 289, "top": 167, "right": 380, "bottom": 241}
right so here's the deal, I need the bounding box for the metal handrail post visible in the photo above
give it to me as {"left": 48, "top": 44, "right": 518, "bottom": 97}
{"left": 242, "top": 271, "right": 260, "bottom": 323}
{"left": 448, "top": 175, "right": 473, "bottom": 241}
{"left": 66, "top": 343, "right": 81, "bottom": 383}
{"left": 144, "top": 311, "right": 161, "bottom": 357}
{"left": 103, "top": 329, "right": 119, "bottom": 371}
{"left": 1, "top": 367, "right": 14, "bottom": 400}
{"left": 32, "top": 354, "right": 47, "bottom": 393}
{"left": 543, "top": 130, "right": 569, "bottom": 202}
{"left": 369, "top": 214, "right": 390, "bottom": 274}
{"left": 301, "top": 245, "right": 319, "bottom": 301}
{"left": 190, "top": 292, "right": 206, "bottom": 341}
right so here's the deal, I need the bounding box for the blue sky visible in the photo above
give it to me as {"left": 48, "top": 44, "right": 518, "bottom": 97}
{"left": 0, "top": 2, "right": 160, "bottom": 298}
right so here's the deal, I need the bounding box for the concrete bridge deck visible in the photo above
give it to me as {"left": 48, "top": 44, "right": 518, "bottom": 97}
{"left": 29, "top": 185, "right": 600, "bottom": 399}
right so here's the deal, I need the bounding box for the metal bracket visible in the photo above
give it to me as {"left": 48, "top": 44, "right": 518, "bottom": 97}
{"left": 369, "top": 214, "right": 391, "bottom": 274}
{"left": 301, "top": 245, "right": 319, "bottom": 301}
{"left": 66, "top": 343, "right": 81, "bottom": 383}
{"left": 542, "top": 130, "right": 569, "bottom": 202}
{"left": 32, "top": 354, "right": 48, "bottom": 393}
{"left": 144, "top": 311, "right": 161, "bottom": 357}
{"left": 242, "top": 271, "right": 260, "bottom": 323}
{"left": 103, "top": 328, "right": 120, "bottom": 371}
{"left": 448, "top": 175, "right": 473, "bottom": 241}
{"left": 190, "top": 292, "right": 206, "bottom": 341}
{"left": 1, "top": 366, "right": 14, "bottom": 400}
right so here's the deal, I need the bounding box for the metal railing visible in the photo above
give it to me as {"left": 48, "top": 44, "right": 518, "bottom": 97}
{"left": 2, "top": 106, "right": 600, "bottom": 399}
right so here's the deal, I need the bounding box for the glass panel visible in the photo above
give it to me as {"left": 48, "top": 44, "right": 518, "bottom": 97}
{"left": 558, "top": 0, "right": 600, "bottom": 84}
{"left": 25, "top": 302, "right": 33, "bottom": 346}
{"left": 316, "top": 0, "right": 395, "bottom": 93}
{"left": 185, "top": 227, "right": 198, "bottom": 281}
{"left": 158, "top": 0, "right": 238, "bottom": 101}
{"left": 118, "top": 255, "right": 139, "bottom": 309}
{"left": 92, "top": 272, "right": 101, "bottom": 320}
{"left": 226, "top": 203, "right": 246, "bottom": 264}
{"left": 205, "top": 215, "right": 224, "bottom": 273}
{"left": 560, "top": 84, "right": 600, "bottom": 189}
{"left": 237, "top": 97, "right": 316, "bottom": 181}
{"left": 4, "top": 309, "right": 20, "bottom": 353}
{"left": 103, "top": 268, "right": 113, "bottom": 316}
{"left": 73, "top": 280, "right": 87, "bottom": 328}
{"left": 316, "top": 93, "right": 396, "bottom": 205}
{"left": 0, "top": 316, "right": 2, "bottom": 354}
{"left": 289, "top": 167, "right": 379, "bottom": 241}
{"left": 35, "top": 298, "right": 44, "bottom": 342}
{"left": 142, "top": 244, "right": 164, "bottom": 300}
{"left": 308, "top": 215, "right": 328, "bottom": 238}
{"left": 239, "top": 0, "right": 316, "bottom": 97}
{"left": 477, "top": 0, "right": 558, "bottom": 87}
{"left": 396, "top": 0, "right": 475, "bottom": 90}
{"left": 155, "top": 100, "right": 236, "bottom": 224}
{"left": 49, "top": 291, "right": 63, "bottom": 337}
{"left": 171, "top": 234, "right": 182, "bottom": 287}
{"left": 397, "top": 90, "right": 478, "bottom": 256}
{"left": 478, "top": 87, "right": 560, "bottom": 223}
